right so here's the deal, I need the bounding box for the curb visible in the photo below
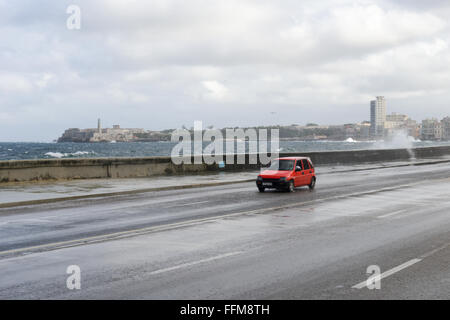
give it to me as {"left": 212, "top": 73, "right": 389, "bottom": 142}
{"left": 323, "top": 158, "right": 450, "bottom": 174}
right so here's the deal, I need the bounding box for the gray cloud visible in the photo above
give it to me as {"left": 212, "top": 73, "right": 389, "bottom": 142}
{"left": 0, "top": 0, "right": 449, "bottom": 141}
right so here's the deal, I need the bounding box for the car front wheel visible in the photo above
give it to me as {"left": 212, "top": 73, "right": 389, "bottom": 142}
{"left": 287, "top": 180, "right": 295, "bottom": 192}
{"left": 258, "top": 186, "right": 265, "bottom": 192}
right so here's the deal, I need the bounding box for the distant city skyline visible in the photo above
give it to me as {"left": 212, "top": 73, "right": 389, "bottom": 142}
{"left": 1, "top": 0, "right": 450, "bottom": 142}
{"left": 55, "top": 108, "right": 450, "bottom": 143}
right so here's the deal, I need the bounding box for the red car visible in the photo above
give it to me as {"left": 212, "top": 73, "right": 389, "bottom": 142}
{"left": 256, "top": 157, "right": 316, "bottom": 192}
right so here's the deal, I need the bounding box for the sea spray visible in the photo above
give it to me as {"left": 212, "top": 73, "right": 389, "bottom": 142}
{"left": 372, "top": 130, "right": 417, "bottom": 160}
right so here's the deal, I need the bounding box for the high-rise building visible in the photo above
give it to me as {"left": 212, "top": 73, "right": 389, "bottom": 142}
{"left": 370, "top": 96, "right": 386, "bottom": 137}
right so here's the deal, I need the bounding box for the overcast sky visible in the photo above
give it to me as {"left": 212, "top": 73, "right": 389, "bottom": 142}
{"left": 1, "top": 0, "right": 450, "bottom": 141}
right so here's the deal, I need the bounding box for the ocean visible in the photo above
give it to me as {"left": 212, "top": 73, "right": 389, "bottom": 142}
{"left": 1, "top": 139, "right": 450, "bottom": 161}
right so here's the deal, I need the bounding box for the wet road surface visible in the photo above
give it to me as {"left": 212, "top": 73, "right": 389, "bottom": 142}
{"left": 1, "top": 162, "right": 450, "bottom": 299}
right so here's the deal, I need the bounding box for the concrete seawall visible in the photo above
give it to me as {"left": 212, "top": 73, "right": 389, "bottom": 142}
{"left": 1, "top": 146, "right": 450, "bottom": 183}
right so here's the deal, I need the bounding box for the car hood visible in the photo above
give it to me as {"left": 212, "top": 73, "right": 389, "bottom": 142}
{"left": 259, "top": 170, "right": 292, "bottom": 178}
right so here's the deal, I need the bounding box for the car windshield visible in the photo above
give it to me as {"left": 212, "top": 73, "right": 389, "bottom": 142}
{"left": 267, "top": 160, "right": 295, "bottom": 171}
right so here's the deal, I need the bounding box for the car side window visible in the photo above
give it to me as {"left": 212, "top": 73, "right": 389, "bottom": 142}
{"left": 302, "top": 159, "right": 310, "bottom": 170}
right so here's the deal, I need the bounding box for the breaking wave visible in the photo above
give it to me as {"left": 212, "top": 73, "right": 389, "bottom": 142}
{"left": 44, "top": 151, "right": 94, "bottom": 158}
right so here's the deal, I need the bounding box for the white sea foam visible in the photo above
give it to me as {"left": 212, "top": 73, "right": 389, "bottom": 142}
{"left": 45, "top": 151, "right": 93, "bottom": 158}
{"left": 45, "top": 152, "right": 65, "bottom": 158}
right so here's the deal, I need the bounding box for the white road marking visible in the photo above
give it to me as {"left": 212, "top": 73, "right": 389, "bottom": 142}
{"left": 149, "top": 251, "right": 243, "bottom": 275}
{"left": 378, "top": 209, "right": 408, "bottom": 219}
{"left": 164, "top": 201, "right": 210, "bottom": 209}
{"left": 352, "top": 258, "right": 422, "bottom": 289}
{"left": 0, "top": 218, "right": 56, "bottom": 226}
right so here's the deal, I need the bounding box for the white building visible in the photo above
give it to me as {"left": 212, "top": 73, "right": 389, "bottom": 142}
{"left": 421, "top": 118, "right": 442, "bottom": 141}
{"left": 442, "top": 117, "right": 450, "bottom": 140}
{"left": 370, "top": 96, "right": 386, "bottom": 138}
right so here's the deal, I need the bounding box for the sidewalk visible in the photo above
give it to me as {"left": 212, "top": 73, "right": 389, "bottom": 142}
{"left": 1, "top": 157, "right": 449, "bottom": 207}
{"left": 0, "top": 171, "right": 258, "bottom": 207}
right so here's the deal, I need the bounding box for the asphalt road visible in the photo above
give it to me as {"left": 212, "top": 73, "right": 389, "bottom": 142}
{"left": 0, "top": 162, "right": 450, "bottom": 299}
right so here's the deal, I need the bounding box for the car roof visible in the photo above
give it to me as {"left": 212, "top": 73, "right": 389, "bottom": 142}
{"left": 276, "top": 157, "right": 310, "bottom": 161}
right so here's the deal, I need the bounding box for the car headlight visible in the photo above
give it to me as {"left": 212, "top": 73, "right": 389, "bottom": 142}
{"left": 257, "top": 176, "right": 263, "bottom": 181}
